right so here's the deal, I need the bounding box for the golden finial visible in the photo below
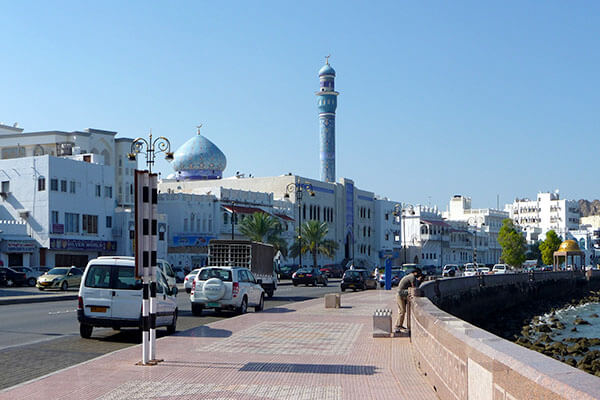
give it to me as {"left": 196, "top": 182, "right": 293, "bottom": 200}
{"left": 196, "top": 124, "right": 203, "bottom": 135}
{"left": 325, "top": 54, "right": 331, "bottom": 65}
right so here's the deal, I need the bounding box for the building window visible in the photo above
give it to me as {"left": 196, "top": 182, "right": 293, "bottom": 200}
{"left": 65, "top": 213, "right": 80, "bottom": 233}
{"left": 69, "top": 180, "right": 76, "bottom": 193}
{"left": 385, "top": 213, "right": 389, "bottom": 221}
{"left": 183, "top": 218, "right": 188, "bottom": 231}
{"left": 50, "top": 179, "right": 58, "bottom": 191}
{"left": 38, "top": 177, "right": 46, "bottom": 191}
{"left": 82, "top": 214, "right": 98, "bottom": 234}
{"left": 51, "top": 210, "right": 59, "bottom": 225}
{"left": 159, "top": 230, "right": 165, "bottom": 241}
{"left": 104, "top": 186, "right": 112, "bottom": 198}
{"left": 223, "top": 213, "right": 228, "bottom": 225}
{"left": 106, "top": 216, "right": 112, "bottom": 228}
{"left": 60, "top": 180, "right": 67, "bottom": 192}
{"left": 95, "top": 185, "right": 101, "bottom": 197}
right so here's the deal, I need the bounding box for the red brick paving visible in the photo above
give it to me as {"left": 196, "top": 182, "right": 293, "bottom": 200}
{"left": 0, "top": 290, "right": 438, "bottom": 400}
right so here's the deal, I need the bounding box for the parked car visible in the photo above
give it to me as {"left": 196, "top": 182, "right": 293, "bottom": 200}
{"left": 463, "top": 263, "right": 478, "bottom": 277}
{"left": 277, "top": 264, "right": 298, "bottom": 280}
{"left": 12, "top": 266, "right": 45, "bottom": 286}
{"left": 442, "top": 264, "right": 460, "bottom": 277}
{"left": 157, "top": 259, "right": 177, "bottom": 292}
{"left": 184, "top": 268, "right": 201, "bottom": 293}
{"left": 341, "top": 269, "right": 377, "bottom": 291}
{"left": 77, "top": 256, "right": 177, "bottom": 338}
{"left": 190, "top": 266, "right": 264, "bottom": 316}
{"left": 292, "top": 267, "right": 328, "bottom": 287}
{"left": 476, "top": 267, "right": 490, "bottom": 275}
{"left": 492, "top": 264, "right": 508, "bottom": 274}
{"left": 36, "top": 266, "right": 83, "bottom": 291}
{"left": 320, "top": 264, "right": 344, "bottom": 278}
{"left": 0, "top": 267, "right": 27, "bottom": 287}
{"left": 378, "top": 269, "right": 406, "bottom": 287}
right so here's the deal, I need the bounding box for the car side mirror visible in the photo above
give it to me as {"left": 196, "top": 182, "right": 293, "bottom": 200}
{"left": 256, "top": 279, "right": 262, "bottom": 285}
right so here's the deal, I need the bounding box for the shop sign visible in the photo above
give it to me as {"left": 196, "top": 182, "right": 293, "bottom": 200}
{"left": 6, "top": 240, "right": 36, "bottom": 252}
{"left": 50, "top": 238, "right": 117, "bottom": 252}
{"left": 172, "top": 235, "right": 215, "bottom": 247}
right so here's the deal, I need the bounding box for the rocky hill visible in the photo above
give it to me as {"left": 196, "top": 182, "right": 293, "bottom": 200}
{"left": 578, "top": 199, "right": 600, "bottom": 217}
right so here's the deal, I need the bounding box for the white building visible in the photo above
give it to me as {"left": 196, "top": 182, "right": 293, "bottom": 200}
{"left": 374, "top": 198, "right": 402, "bottom": 266}
{"left": 443, "top": 195, "right": 507, "bottom": 264}
{"left": 504, "top": 192, "right": 580, "bottom": 242}
{"left": 0, "top": 155, "right": 117, "bottom": 268}
{"left": 158, "top": 174, "right": 379, "bottom": 268}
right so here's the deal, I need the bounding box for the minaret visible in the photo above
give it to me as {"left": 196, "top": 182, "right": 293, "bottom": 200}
{"left": 316, "top": 56, "right": 339, "bottom": 183}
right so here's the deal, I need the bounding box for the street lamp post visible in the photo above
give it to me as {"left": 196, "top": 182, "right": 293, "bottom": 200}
{"left": 468, "top": 217, "right": 486, "bottom": 266}
{"left": 286, "top": 182, "right": 314, "bottom": 268}
{"left": 231, "top": 201, "right": 236, "bottom": 240}
{"left": 127, "top": 130, "right": 173, "bottom": 365}
{"left": 128, "top": 130, "right": 174, "bottom": 173}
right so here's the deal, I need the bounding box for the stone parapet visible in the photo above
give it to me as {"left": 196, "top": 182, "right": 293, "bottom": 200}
{"left": 410, "top": 271, "right": 600, "bottom": 399}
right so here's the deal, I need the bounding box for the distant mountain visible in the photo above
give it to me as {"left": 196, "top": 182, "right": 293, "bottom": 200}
{"left": 578, "top": 199, "right": 600, "bottom": 217}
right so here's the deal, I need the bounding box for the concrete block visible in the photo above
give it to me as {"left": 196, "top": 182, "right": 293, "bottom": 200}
{"left": 373, "top": 308, "right": 392, "bottom": 338}
{"left": 325, "top": 293, "right": 341, "bottom": 308}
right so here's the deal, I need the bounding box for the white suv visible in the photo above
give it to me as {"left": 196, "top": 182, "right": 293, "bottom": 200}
{"left": 492, "top": 264, "right": 508, "bottom": 274}
{"left": 77, "top": 256, "right": 178, "bottom": 339}
{"left": 190, "top": 266, "right": 264, "bottom": 316}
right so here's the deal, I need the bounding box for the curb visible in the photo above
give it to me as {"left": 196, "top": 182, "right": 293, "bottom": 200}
{"left": 0, "top": 294, "right": 78, "bottom": 306}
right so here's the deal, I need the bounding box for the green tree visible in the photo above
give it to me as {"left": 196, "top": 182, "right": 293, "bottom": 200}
{"left": 539, "top": 230, "right": 562, "bottom": 266}
{"left": 289, "top": 220, "right": 339, "bottom": 268}
{"left": 238, "top": 212, "right": 288, "bottom": 257}
{"left": 497, "top": 218, "right": 527, "bottom": 267}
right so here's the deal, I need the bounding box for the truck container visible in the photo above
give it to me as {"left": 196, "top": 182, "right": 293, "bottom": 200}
{"left": 208, "top": 239, "right": 278, "bottom": 297}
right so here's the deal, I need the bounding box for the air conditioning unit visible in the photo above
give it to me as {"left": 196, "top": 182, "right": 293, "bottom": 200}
{"left": 18, "top": 210, "right": 29, "bottom": 219}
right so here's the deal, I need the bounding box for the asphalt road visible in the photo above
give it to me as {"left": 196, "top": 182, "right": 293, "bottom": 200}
{"left": 0, "top": 279, "right": 345, "bottom": 390}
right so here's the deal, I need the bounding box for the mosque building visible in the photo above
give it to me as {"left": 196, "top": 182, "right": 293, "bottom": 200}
{"left": 157, "top": 59, "right": 390, "bottom": 269}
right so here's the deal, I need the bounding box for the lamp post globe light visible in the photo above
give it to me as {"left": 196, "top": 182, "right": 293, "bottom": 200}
{"left": 128, "top": 130, "right": 174, "bottom": 173}
{"left": 285, "top": 182, "right": 315, "bottom": 268}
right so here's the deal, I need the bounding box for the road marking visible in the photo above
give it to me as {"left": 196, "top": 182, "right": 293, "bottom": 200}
{"left": 48, "top": 309, "right": 77, "bottom": 315}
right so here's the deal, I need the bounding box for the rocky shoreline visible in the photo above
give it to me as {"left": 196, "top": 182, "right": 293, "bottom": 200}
{"left": 511, "top": 291, "right": 600, "bottom": 376}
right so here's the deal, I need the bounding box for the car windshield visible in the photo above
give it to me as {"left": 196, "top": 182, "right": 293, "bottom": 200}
{"left": 477, "top": 268, "right": 489, "bottom": 272}
{"left": 198, "top": 268, "right": 232, "bottom": 282}
{"left": 465, "top": 267, "right": 475, "bottom": 271}
{"left": 48, "top": 268, "right": 69, "bottom": 275}
{"left": 296, "top": 268, "right": 313, "bottom": 273}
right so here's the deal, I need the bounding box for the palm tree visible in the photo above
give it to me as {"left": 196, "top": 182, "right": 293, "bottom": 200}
{"left": 238, "top": 212, "right": 288, "bottom": 257}
{"left": 289, "top": 220, "right": 339, "bottom": 268}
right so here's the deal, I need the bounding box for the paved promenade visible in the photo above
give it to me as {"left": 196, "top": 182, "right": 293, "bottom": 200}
{"left": 0, "top": 290, "right": 437, "bottom": 400}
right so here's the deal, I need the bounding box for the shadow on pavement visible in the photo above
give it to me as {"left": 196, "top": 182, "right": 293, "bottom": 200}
{"left": 176, "top": 325, "right": 232, "bottom": 338}
{"left": 239, "top": 362, "right": 379, "bottom": 375}
{"left": 262, "top": 307, "right": 295, "bottom": 314}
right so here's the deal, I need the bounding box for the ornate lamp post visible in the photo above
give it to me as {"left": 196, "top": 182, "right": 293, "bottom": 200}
{"left": 285, "top": 182, "right": 315, "bottom": 268}
{"left": 128, "top": 130, "right": 174, "bottom": 173}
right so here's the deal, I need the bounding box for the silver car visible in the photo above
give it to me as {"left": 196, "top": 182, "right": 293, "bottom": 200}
{"left": 184, "top": 269, "right": 201, "bottom": 293}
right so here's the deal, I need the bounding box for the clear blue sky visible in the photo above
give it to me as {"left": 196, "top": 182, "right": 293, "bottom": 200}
{"left": 2, "top": 1, "right": 598, "bottom": 210}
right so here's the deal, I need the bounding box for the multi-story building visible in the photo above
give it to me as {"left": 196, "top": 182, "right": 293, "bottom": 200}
{"left": 443, "top": 195, "right": 507, "bottom": 264}
{"left": 0, "top": 155, "right": 117, "bottom": 268}
{"left": 504, "top": 192, "right": 580, "bottom": 242}
{"left": 374, "top": 198, "right": 402, "bottom": 266}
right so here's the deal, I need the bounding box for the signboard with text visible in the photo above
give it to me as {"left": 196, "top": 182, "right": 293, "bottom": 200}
{"left": 50, "top": 238, "right": 117, "bottom": 252}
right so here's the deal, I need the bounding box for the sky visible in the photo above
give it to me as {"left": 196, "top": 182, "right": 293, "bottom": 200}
{"left": 1, "top": 1, "right": 599, "bottom": 210}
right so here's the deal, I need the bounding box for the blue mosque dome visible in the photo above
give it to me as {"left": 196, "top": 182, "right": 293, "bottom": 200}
{"left": 319, "top": 63, "right": 336, "bottom": 76}
{"left": 171, "top": 126, "right": 227, "bottom": 180}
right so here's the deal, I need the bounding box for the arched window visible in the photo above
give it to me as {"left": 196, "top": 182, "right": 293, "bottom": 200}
{"left": 101, "top": 149, "right": 111, "bottom": 166}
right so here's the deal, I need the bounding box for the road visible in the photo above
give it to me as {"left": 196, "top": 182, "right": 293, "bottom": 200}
{"left": 0, "top": 280, "right": 346, "bottom": 390}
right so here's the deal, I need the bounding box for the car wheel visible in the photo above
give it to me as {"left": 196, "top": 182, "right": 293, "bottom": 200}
{"left": 293, "top": 283, "right": 298, "bottom": 286}
{"left": 191, "top": 303, "right": 203, "bottom": 316}
{"left": 6, "top": 279, "right": 14, "bottom": 287}
{"left": 80, "top": 324, "right": 93, "bottom": 339}
{"left": 167, "top": 309, "right": 177, "bottom": 334}
{"left": 255, "top": 294, "right": 264, "bottom": 312}
{"left": 27, "top": 278, "right": 36, "bottom": 287}
{"left": 237, "top": 296, "right": 248, "bottom": 315}
{"left": 341, "top": 286, "right": 346, "bottom": 292}
{"left": 185, "top": 288, "right": 191, "bottom": 294}
{"left": 38, "top": 287, "right": 44, "bottom": 291}
{"left": 61, "top": 281, "right": 68, "bottom": 291}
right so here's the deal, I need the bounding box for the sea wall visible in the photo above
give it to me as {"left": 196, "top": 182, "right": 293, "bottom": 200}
{"left": 410, "top": 271, "right": 600, "bottom": 400}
